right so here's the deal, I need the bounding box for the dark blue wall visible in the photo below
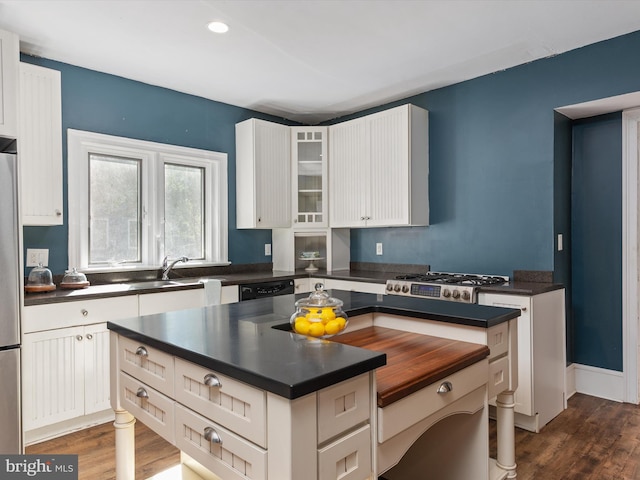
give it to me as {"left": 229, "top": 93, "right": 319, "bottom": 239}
{"left": 571, "top": 113, "right": 623, "bottom": 371}
{"left": 21, "top": 30, "right": 640, "bottom": 371}
{"left": 348, "top": 31, "right": 640, "bottom": 279}
{"left": 21, "top": 56, "right": 291, "bottom": 274}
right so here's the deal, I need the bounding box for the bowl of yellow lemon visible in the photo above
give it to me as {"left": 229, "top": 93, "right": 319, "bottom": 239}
{"left": 290, "top": 283, "right": 348, "bottom": 338}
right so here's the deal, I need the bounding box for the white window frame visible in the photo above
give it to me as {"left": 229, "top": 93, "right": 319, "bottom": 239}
{"left": 68, "top": 129, "right": 228, "bottom": 272}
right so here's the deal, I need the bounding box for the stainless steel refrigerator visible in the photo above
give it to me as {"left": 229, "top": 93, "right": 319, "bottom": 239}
{"left": 0, "top": 151, "right": 22, "bottom": 453}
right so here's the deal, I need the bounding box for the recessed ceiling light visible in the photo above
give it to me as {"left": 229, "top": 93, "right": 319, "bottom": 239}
{"left": 207, "top": 21, "right": 229, "bottom": 34}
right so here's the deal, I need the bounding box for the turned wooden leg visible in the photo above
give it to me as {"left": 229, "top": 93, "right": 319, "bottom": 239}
{"left": 114, "top": 409, "right": 136, "bottom": 480}
{"left": 496, "top": 391, "right": 517, "bottom": 478}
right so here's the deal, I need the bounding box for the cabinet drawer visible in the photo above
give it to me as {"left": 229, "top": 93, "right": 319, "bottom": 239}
{"left": 377, "top": 359, "right": 488, "bottom": 443}
{"left": 317, "top": 373, "right": 370, "bottom": 445}
{"left": 486, "top": 322, "right": 509, "bottom": 361}
{"left": 175, "top": 404, "right": 267, "bottom": 480}
{"left": 174, "top": 358, "right": 267, "bottom": 447}
{"left": 488, "top": 356, "right": 510, "bottom": 400}
{"left": 119, "top": 372, "right": 174, "bottom": 444}
{"left": 119, "top": 336, "right": 174, "bottom": 396}
{"left": 23, "top": 296, "right": 138, "bottom": 333}
{"left": 318, "top": 424, "right": 372, "bottom": 480}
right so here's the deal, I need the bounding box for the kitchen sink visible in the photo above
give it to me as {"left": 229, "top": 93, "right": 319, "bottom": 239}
{"left": 124, "top": 279, "right": 202, "bottom": 289}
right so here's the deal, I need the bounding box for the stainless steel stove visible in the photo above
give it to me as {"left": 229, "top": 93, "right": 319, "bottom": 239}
{"left": 385, "top": 272, "right": 509, "bottom": 304}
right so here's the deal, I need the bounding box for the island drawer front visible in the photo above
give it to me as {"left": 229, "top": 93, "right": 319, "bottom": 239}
{"left": 487, "top": 322, "right": 509, "bottom": 361}
{"left": 23, "top": 296, "right": 139, "bottom": 334}
{"left": 175, "top": 404, "right": 267, "bottom": 480}
{"left": 377, "top": 359, "right": 488, "bottom": 443}
{"left": 119, "top": 336, "right": 175, "bottom": 396}
{"left": 488, "top": 356, "right": 510, "bottom": 400}
{"left": 317, "top": 373, "right": 370, "bottom": 445}
{"left": 318, "top": 424, "right": 372, "bottom": 480}
{"left": 119, "top": 372, "right": 175, "bottom": 444}
{"left": 174, "top": 358, "right": 267, "bottom": 448}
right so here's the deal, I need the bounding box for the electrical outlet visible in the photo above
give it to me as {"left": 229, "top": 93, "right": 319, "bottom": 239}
{"left": 26, "top": 248, "right": 49, "bottom": 267}
{"left": 557, "top": 234, "right": 563, "bottom": 252}
{"left": 265, "top": 243, "right": 272, "bottom": 256}
{"left": 376, "top": 243, "right": 383, "bottom": 255}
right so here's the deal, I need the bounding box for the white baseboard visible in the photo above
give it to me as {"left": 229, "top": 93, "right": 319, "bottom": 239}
{"left": 569, "top": 363, "right": 624, "bottom": 402}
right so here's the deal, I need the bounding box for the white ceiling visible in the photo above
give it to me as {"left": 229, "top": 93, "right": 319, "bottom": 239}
{"left": 2, "top": 0, "right": 640, "bottom": 124}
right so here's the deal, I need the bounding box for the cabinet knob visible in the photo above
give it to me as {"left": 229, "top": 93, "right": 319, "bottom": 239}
{"left": 136, "top": 387, "right": 149, "bottom": 399}
{"left": 55, "top": 209, "right": 62, "bottom": 216}
{"left": 86, "top": 333, "right": 93, "bottom": 340}
{"left": 521, "top": 307, "right": 527, "bottom": 312}
{"left": 76, "top": 335, "right": 83, "bottom": 341}
{"left": 204, "top": 427, "right": 223, "bottom": 445}
{"left": 204, "top": 373, "right": 221, "bottom": 388}
{"left": 437, "top": 381, "right": 453, "bottom": 394}
{"left": 135, "top": 346, "right": 148, "bottom": 357}
{"left": 81, "top": 309, "right": 88, "bottom": 317}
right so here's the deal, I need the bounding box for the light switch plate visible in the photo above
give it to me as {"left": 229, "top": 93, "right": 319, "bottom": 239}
{"left": 376, "top": 243, "right": 383, "bottom": 255}
{"left": 265, "top": 243, "right": 272, "bottom": 256}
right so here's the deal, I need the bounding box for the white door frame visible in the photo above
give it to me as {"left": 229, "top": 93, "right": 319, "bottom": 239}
{"left": 622, "top": 107, "right": 640, "bottom": 404}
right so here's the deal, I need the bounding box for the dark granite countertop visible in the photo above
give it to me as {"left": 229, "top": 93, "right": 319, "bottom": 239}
{"left": 107, "top": 290, "right": 520, "bottom": 399}
{"left": 24, "top": 265, "right": 564, "bottom": 306}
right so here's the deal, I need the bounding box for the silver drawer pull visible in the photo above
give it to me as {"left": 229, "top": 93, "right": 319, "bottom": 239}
{"left": 76, "top": 335, "right": 83, "bottom": 341}
{"left": 136, "top": 387, "right": 149, "bottom": 399}
{"left": 437, "top": 381, "right": 453, "bottom": 394}
{"left": 204, "top": 427, "right": 222, "bottom": 445}
{"left": 135, "top": 346, "right": 148, "bottom": 357}
{"left": 204, "top": 373, "right": 221, "bottom": 388}
{"left": 81, "top": 309, "right": 88, "bottom": 317}
{"left": 86, "top": 333, "right": 93, "bottom": 340}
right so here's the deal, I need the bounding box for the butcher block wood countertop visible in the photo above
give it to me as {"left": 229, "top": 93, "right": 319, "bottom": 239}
{"left": 332, "top": 326, "right": 490, "bottom": 407}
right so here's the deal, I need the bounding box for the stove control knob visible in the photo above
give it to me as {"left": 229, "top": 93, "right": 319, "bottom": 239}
{"left": 452, "top": 290, "right": 461, "bottom": 299}
{"left": 401, "top": 284, "right": 409, "bottom": 293}
{"left": 443, "top": 289, "right": 451, "bottom": 298}
{"left": 394, "top": 284, "right": 401, "bottom": 292}
{"left": 386, "top": 283, "right": 394, "bottom": 292}
{"left": 461, "top": 290, "right": 471, "bottom": 301}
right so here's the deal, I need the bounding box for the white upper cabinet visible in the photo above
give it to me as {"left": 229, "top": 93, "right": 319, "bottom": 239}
{"left": 19, "top": 63, "right": 63, "bottom": 225}
{"left": 236, "top": 119, "right": 291, "bottom": 228}
{"left": 0, "top": 29, "right": 19, "bottom": 140}
{"left": 329, "top": 104, "right": 429, "bottom": 228}
{"left": 291, "top": 126, "right": 327, "bottom": 228}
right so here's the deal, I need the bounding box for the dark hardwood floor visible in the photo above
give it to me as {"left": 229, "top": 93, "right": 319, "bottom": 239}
{"left": 26, "top": 393, "right": 640, "bottom": 479}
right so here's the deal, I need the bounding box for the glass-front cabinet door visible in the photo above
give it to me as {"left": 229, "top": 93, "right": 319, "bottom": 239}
{"left": 292, "top": 127, "right": 327, "bottom": 228}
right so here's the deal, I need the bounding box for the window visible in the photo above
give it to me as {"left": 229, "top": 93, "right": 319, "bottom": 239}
{"left": 68, "top": 129, "right": 228, "bottom": 271}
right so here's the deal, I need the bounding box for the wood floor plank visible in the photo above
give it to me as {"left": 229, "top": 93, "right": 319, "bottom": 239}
{"left": 27, "top": 393, "right": 640, "bottom": 479}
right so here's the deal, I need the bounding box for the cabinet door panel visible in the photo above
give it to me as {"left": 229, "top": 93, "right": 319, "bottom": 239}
{"left": 329, "top": 119, "right": 367, "bottom": 227}
{"left": 0, "top": 29, "right": 18, "bottom": 138}
{"left": 367, "top": 106, "right": 410, "bottom": 227}
{"left": 84, "top": 323, "right": 111, "bottom": 414}
{"left": 23, "top": 327, "right": 85, "bottom": 430}
{"left": 19, "top": 62, "right": 63, "bottom": 225}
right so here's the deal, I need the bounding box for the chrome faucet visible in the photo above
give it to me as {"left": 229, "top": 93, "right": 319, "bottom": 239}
{"left": 161, "top": 256, "right": 189, "bottom": 280}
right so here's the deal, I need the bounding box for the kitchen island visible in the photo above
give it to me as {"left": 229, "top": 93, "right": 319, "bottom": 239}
{"left": 108, "top": 290, "right": 520, "bottom": 480}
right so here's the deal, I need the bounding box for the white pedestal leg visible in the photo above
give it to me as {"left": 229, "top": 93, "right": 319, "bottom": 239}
{"left": 114, "top": 409, "right": 136, "bottom": 480}
{"left": 496, "top": 391, "right": 517, "bottom": 478}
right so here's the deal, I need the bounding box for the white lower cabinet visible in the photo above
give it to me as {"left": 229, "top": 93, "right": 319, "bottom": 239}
{"left": 112, "top": 333, "right": 375, "bottom": 480}
{"left": 478, "top": 289, "right": 566, "bottom": 432}
{"left": 22, "top": 323, "right": 111, "bottom": 432}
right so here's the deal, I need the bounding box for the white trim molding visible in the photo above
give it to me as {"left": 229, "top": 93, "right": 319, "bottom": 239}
{"left": 622, "top": 108, "right": 640, "bottom": 404}
{"left": 572, "top": 363, "right": 624, "bottom": 403}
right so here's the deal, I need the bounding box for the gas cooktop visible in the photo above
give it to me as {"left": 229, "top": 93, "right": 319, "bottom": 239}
{"left": 385, "top": 272, "right": 509, "bottom": 303}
